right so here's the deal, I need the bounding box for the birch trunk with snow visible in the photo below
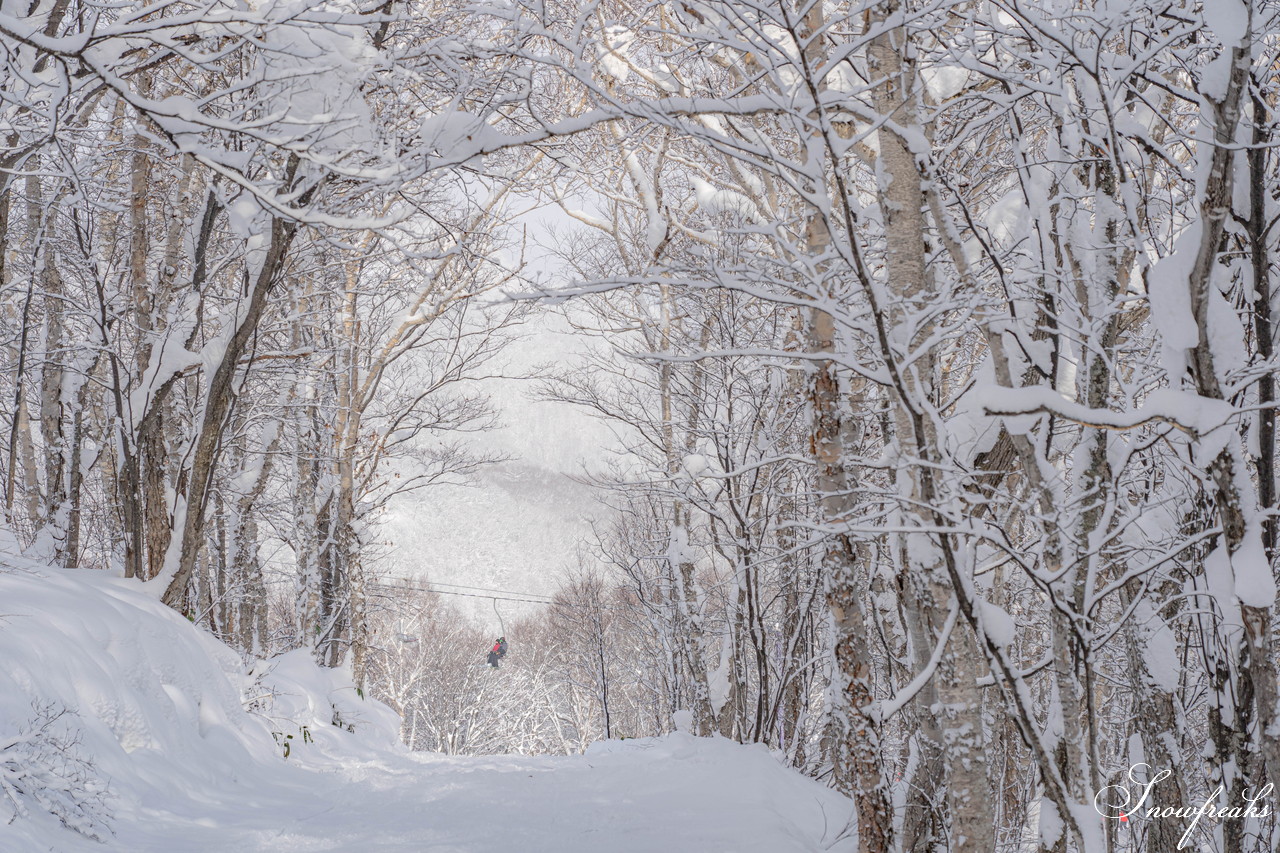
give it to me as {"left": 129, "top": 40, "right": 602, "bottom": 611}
{"left": 865, "top": 4, "right": 994, "bottom": 848}
{"left": 1169, "top": 5, "right": 1280, "bottom": 843}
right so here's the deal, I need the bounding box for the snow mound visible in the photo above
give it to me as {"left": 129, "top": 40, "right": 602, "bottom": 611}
{"left": 0, "top": 563, "right": 400, "bottom": 850}
{"left": 247, "top": 649, "right": 403, "bottom": 765}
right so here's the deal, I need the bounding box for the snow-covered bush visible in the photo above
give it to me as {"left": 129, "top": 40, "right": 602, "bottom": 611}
{"left": 1, "top": 702, "right": 111, "bottom": 842}
{"left": 246, "top": 649, "right": 404, "bottom": 763}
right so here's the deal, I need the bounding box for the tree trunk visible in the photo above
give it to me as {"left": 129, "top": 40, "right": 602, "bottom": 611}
{"left": 867, "top": 4, "right": 993, "bottom": 848}
{"left": 161, "top": 212, "right": 299, "bottom": 610}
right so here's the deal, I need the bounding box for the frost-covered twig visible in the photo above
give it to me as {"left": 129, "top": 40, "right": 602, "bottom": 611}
{"left": 0, "top": 702, "right": 112, "bottom": 842}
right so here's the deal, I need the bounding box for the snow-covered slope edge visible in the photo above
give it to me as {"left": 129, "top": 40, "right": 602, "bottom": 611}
{"left": 0, "top": 563, "right": 402, "bottom": 851}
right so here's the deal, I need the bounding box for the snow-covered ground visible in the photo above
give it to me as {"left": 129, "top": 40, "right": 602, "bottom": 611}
{"left": 1, "top": 564, "right": 854, "bottom": 852}
{"left": 76, "top": 737, "right": 856, "bottom": 853}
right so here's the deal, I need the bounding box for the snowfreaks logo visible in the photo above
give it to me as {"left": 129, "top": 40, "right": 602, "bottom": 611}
{"left": 1094, "top": 763, "right": 1273, "bottom": 849}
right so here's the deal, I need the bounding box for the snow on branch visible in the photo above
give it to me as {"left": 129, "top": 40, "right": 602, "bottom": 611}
{"left": 0, "top": 703, "right": 112, "bottom": 842}
{"left": 976, "top": 385, "right": 1237, "bottom": 439}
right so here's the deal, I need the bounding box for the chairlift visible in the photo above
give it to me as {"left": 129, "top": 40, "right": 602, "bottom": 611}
{"left": 486, "top": 598, "right": 508, "bottom": 669}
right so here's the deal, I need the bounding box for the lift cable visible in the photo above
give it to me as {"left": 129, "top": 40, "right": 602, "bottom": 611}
{"left": 369, "top": 584, "right": 554, "bottom": 607}
{"left": 384, "top": 578, "right": 555, "bottom": 596}
{"left": 369, "top": 579, "right": 630, "bottom": 611}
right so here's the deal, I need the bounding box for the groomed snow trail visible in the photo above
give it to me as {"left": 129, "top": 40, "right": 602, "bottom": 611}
{"left": 118, "top": 737, "right": 855, "bottom": 852}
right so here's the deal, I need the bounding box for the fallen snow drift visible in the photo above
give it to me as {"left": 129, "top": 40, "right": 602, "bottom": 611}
{"left": 1, "top": 564, "right": 854, "bottom": 852}
{"left": 0, "top": 563, "right": 403, "bottom": 851}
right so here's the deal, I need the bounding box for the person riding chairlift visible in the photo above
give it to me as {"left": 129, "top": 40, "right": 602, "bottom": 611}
{"left": 487, "top": 636, "right": 508, "bottom": 668}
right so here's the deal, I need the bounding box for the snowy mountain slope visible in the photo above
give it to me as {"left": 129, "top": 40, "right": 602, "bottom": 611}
{"left": 1, "top": 561, "right": 855, "bottom": 852}
{"left": 382, "top": 461, "right": 602, "bottom": 627}
{"left": 380, "top": 313, "right": 618, "bottom": 630}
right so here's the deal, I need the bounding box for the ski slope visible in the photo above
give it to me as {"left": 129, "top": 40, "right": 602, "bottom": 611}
{"left": 86, "top": 735, "right": 855, "bottom": 852}
{"left": 0, "top": 563, "right": 854, "bottom": 852}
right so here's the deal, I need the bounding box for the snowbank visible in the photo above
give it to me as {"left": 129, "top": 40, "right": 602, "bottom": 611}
{"left": 578, "top": 733, "right": 856, "bottom": 850}
{"left": 0, "top": 562, "right": 401, "bottom": 850}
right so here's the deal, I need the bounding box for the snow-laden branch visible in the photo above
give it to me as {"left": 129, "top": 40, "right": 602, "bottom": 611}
{"left": 977, "top": 385, "right": 1237, "bottom": 438}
